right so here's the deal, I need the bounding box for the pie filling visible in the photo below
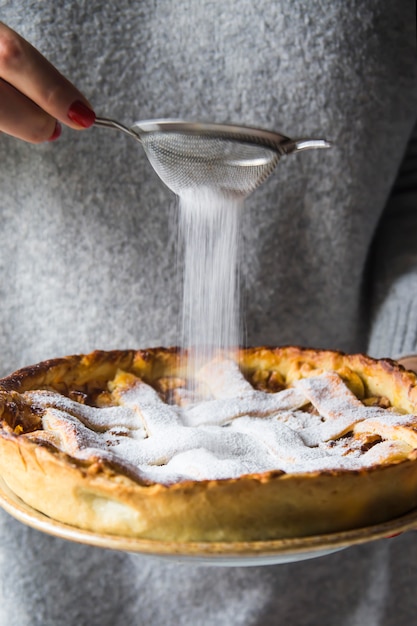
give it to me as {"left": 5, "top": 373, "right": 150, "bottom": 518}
{"left": 11, "top": 355, "right": 417, "bottom": 486}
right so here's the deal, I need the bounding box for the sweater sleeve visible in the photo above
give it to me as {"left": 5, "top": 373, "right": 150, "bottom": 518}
{"left": 367, "top": 121, "right": 417, "bottom": 359}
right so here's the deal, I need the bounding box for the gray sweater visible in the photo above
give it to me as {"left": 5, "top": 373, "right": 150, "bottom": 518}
{"left": 0, "top": 1, "right": 416, "bottom": 625}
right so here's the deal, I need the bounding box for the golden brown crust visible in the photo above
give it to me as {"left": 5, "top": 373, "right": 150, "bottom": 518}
{"left": 1, "top": 346, "right": 417, "bottom": 541}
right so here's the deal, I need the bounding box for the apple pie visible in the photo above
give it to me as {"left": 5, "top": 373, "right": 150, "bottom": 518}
{"left": 0, "top": 346, "right": 417, "bottom": 541}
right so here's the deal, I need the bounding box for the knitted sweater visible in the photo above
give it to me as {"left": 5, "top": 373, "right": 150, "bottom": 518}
{"left": 0, "top": 1, "right": 416, "bottom": 625}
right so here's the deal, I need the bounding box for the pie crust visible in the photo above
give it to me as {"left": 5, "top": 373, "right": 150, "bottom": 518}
{"left": 1, "top": 346, "right": 417, "bottom": 542}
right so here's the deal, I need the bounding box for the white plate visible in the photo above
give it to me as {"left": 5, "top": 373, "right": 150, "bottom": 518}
{"left": 0, "top": 476, "right": 416, "bottom": 566}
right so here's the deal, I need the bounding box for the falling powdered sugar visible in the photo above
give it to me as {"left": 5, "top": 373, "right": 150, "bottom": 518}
{"left": 178, "top": 188, "right": 243, "bottom": 386}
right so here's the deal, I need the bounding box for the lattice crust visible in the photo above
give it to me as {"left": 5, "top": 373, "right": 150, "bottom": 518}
{"left": 1, "top": 346, "right": 417, "bottom": 541}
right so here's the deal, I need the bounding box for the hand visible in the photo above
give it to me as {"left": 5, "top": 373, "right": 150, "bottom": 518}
{"left": 0, "top": 22, "right": 96, "bottom": 143}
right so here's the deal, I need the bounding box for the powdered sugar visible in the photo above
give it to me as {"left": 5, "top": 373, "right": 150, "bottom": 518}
{"left": 28, "top": 390, "right": 146, "bottom": 436}
{"left": 195, "top": 357, "right": 255, "bottom": 398}
{"left": 182, "top": 388, "right": 309, "bottom": 427}
{"left": 26, "top": 361, "right": 417, "bottom": 485}
{"left": 178, "top": 190, "right": 242, "bottom": 387}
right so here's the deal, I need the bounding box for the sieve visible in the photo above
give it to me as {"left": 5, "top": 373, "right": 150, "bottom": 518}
{"left": 94, "top": 117, "right": 331, "bottom": 197}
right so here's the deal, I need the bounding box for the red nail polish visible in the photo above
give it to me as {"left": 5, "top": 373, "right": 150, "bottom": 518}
{"left": 67, "top": 100, "right": 96, "bottom": 128}
{"left": 48, "top": 121, "right": 62, "bottom": 142}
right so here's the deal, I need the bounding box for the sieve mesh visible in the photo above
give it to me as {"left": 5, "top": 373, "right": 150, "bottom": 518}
{"left": 139, "top": 131, "right": 279, "bottom": 196}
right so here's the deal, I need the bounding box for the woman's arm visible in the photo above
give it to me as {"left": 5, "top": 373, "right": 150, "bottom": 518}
{"left": 367, "top": 122, "right": 417, "bottom": 359}
{"left": 0, "top": 22, "right": 95, "bottom": 143}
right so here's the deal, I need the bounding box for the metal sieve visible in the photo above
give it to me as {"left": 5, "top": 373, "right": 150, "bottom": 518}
{"left": 94, "top": 117, "right": 331, "bottom": 197}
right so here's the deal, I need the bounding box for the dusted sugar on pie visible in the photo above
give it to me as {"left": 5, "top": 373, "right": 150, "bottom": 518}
{"left": 1, "top": 346, "right": 417, "bottom": 542}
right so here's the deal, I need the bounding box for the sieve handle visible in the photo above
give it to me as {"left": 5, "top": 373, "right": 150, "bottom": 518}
{"left": 280, "top": 138, "right": 332, "bottom": 154}
{"left": 93, "top": 117, "right": 142, "bottom": 142}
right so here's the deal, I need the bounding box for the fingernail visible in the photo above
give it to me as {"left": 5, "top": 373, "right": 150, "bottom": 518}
{"left": 48, "top": 121, "right": 62, "bottom": 142}
{"left": 67, "top": 100, "right": 96, "bottom": 128}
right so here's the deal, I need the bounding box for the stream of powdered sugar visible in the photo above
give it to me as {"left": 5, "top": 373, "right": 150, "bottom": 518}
{"left": 178, "top": 189, "right": 243, "bottom": 384}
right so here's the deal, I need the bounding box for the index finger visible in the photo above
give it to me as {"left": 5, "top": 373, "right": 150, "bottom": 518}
{"left": 0, "top": 22, "right": 95, "bottom": 130}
